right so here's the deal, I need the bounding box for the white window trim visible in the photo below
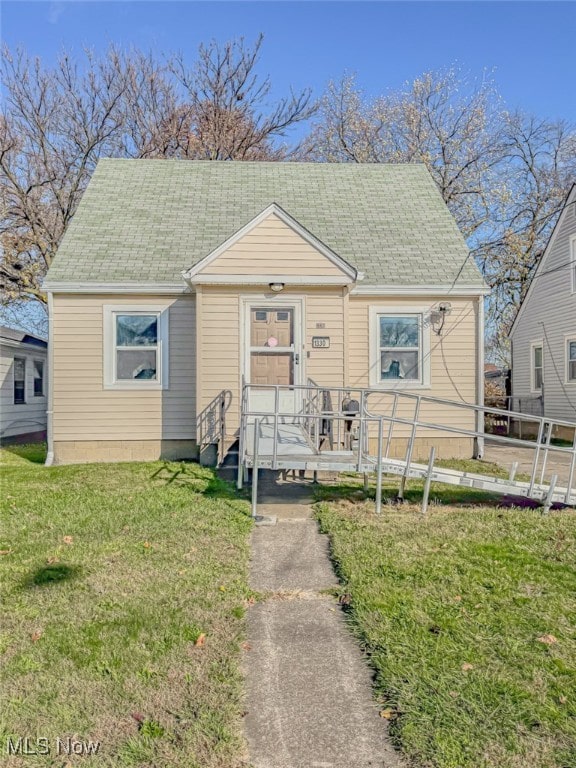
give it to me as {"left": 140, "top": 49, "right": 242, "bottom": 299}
{"left": 103, "top": 305, "right": 169, "bottom": 390}
{"left": 565, "top": 334, "right": 576, "bottom": 384}
{"left": 530, "top": 340, "right": 543, "bottom": 394}
{"left": 369, "top": 306, "right": 431, "bottom": 389}
{"left": 571, "top": 234, "right": 576, "bottom": 294}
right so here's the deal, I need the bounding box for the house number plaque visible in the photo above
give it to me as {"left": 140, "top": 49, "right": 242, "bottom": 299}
{"left": 312, "top": 336, "right": 330, "bottom": 348}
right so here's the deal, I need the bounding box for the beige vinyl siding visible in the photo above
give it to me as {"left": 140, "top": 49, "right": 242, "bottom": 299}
{"left": 348, "top": 295, "right": 478, "bottom": 438}
{"left": 198, "top": 288, "right": 241, "bottom": 434}
{"left": 305, "top": 290, "right": 346, "bottom": 387}
{"left": 511, "top": 194, "right": 576, "bottom": 423}
{"left": 52, "top": 294, "right": 196, "bottom": 441}
{"left": 199, "top": 287, "right": 346, "bottom": 436}
{"left": 0, "top": 344, "right": 47, "bottom": 439}
{"left": 203, "top": 213, "right": 346, "bottom": 277}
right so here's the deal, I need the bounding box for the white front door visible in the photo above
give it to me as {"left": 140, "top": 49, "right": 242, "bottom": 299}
{"left": 243, "top": 300, "right": 303, "bottom": 414}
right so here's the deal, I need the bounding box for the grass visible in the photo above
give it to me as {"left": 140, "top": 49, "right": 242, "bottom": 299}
{"left": 315, "top": 472, "right": 576, "bottom": 768}
{"left": 0, "top": 445, "right": 253, "bottom": 768}
{"left": 315, "top": 457, "right": 532, "bottom": 508}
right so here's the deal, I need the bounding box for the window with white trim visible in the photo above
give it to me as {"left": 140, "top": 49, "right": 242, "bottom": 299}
{"left": 104, "top": 306, "right": 169, "bottom": 389}
{"left": 567, "top": 338, "right": 576, "bottom": 382}
{"left": 13, "top": 357, "right": 25, "bottom": 404}
{"left": 370, "top": 309, "right": 430, "bottom": 387}
{"left": 531, "top": 343, "right": 543, "bottom": 392}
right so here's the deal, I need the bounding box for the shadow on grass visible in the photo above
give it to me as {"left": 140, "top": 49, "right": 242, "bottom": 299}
{"left": 2, "top": 442, "right": 47, "bottom": 464}
{"left": 315, "top": 480, "right": 504, "bottom": 508}
{"left": 23, "top": 563, "right": 82, "bottom": 588}
{"left": 150, "top": 461, "right": 249, "bottom": 504}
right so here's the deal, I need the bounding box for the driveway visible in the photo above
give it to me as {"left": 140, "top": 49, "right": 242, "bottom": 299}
{"left": 483, "top": 438, "right": 575, "bottom": 488}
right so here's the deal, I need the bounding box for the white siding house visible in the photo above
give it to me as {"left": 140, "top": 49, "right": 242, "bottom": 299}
{"left": 510, "top": 184, "right": 576, "bottom": 427}
{"left": 0, "top": 326, "right": 48, "bottom": 443}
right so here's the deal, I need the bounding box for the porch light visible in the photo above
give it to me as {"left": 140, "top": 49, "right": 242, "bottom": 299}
{"left": 269, "top": 282, "right": 285, "bottom": 292}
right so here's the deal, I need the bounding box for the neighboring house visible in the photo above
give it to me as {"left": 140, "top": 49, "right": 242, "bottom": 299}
{"left": 484, "top": 363, "right": 509, "bottom": 394}
{"left": 0, "top": 326, "right": 48, "bottom": 444}
{"left": 42, "top": 160, "right": 487, "bottom": 465}
{"left": 509, "top": 183, "right": 576, "bottom": 434}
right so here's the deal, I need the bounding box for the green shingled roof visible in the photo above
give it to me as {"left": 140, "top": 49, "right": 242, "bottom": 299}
{"left": 45, "top": 159, "right": 484, "bottom": 287}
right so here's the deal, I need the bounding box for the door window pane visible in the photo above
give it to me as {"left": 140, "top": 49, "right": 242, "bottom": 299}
{"left": 250, "top": 307, "right": 293, "bottom": 347}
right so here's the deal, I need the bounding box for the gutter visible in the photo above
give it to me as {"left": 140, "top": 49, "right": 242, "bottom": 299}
{"left": 474, "top": 295, "right": 485, "bottom": 458}
{"left": 44, "top": 291, "right": 55, "bottom": 466}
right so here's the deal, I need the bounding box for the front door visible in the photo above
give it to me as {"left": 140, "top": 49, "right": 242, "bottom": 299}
{"left": 245, "top": 302, "right": 303, "bottom": 414}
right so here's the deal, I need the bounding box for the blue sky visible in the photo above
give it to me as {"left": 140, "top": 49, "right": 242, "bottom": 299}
{"left": 3, "top": 1, "right": 576, "bottom": 133}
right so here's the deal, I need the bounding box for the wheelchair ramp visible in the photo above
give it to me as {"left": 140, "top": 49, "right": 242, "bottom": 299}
{"left": 237, "top": 383, "right": 576, "bottom": 515}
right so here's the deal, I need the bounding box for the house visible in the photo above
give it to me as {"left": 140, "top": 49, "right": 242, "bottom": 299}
{"left": 0, "top": 326, "right": 48, "bottom": 444}
{"left": 509, "top": 184, "right": 576, "bottom": 436}
{"left": 42, "top": 160, "right": 487, "bottom": 466}
{"left": 484, "top": 363, "right": 509, "bottom": 395}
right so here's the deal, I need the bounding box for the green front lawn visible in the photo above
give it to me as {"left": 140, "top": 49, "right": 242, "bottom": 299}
{"left": 0, "top": 445, "right": 252, "bottom": 767}
{"left": 316, "top": 490, "right": 576, "bottom": 768}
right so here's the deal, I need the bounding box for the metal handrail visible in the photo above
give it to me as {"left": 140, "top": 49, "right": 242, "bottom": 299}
{"left": 238, "top": 381, "right": 576, "bottom": 505}
{"left": 241, "top": 381, "right": 576, "bottom": 431}
{"left": 198, "top": 390, "right": 230, "bottom": 467}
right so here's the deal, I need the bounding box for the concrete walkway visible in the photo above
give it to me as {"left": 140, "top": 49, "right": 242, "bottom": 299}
{"left": 243, "top": 472, "right": 403, "bottom": 768}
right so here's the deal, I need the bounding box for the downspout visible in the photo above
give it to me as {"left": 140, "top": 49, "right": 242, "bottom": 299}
{"left": 474, "top": 295, "right": 485, "bottom": 458}
{"left": 44, "top": 291, "right": 55, "bottom": 466}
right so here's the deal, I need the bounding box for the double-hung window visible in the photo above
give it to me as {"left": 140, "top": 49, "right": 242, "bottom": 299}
{"left": 104, "top": 306, "right": 169, "bottom": 389}
{"left": 567, "top": 338, "right": 576, "bottom": 383}
{"left": 13, "top": 357, "right": 26, "bottom": 404}
{"left": 531, "top": 342, "right": 543, "bottom": 393}
{"left": 370, "top": 308, "right": 430, "bottom": 387}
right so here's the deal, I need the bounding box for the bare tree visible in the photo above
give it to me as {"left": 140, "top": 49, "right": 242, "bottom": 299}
{"left": 1, "top": 37, "right": 316, "bottom": 317}
{"left": 0, "top": 46, "right": 128, "bottom": 306}
{"left": 303, "top": 72, "right": 575, "bottom": 361}
{"left": 302, "top": 70, "right": 503, "bottom": 238}
{"left": 170, "top": 35, "right": 315, "bottom": 160}
{"left": 477, "top": 113, "right": 576, "bottom": 334}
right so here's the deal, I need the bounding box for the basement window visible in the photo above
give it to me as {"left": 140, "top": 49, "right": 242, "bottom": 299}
{"left": 104, "top": 306, "right": 169, "bottom": 389}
